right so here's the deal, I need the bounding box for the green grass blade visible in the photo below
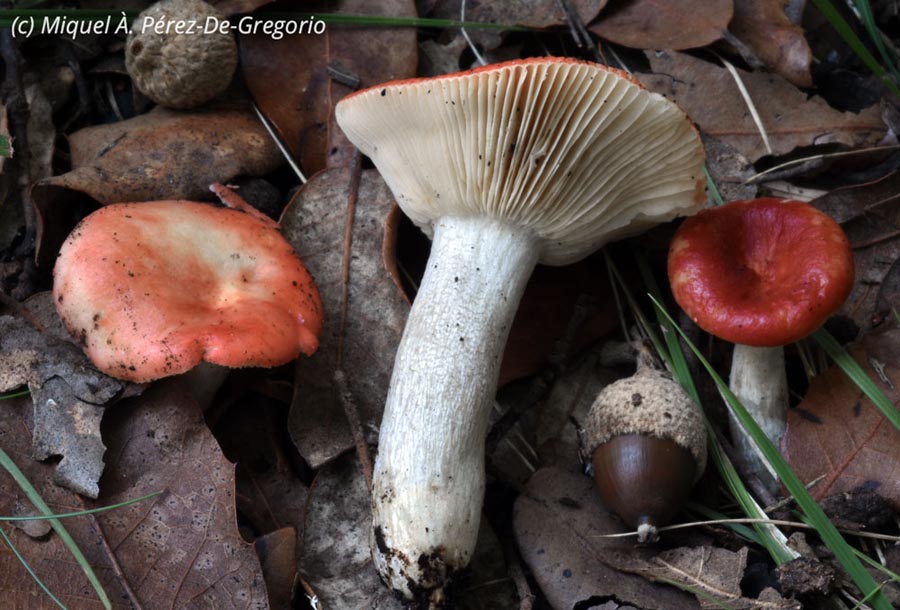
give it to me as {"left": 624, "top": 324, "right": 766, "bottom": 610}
{"left": 0, "top": 491, "right": 161, "bottom": 522}
{"left": 810, "top": 0, "right": 900, "bottom": 97}
{"left": 812, "top": 328, "right": 900, "bottom": 433}
{"left": 632, "top": 252, "right": 794, "bottom": 562}
{"left": 634, "top": 250, "right": 699, "bottom": 403}
{"left": 0, "top": 447, "right": 111, "bottom": 609}
{"left": 686, "top": 502, "right": 764, "bottom": 545}
{"left": 0, "top": 527, "right": 68, "bottom": 609}
{"left": 704, "top": 166, "right": 725, "bottom": 207}
{"left": 0, "top": 389, "right": 30, "bottom": 399}
{"left": 852, "top": 0, "right": 900, "bottom": 80}
{"left": 651, "top": 295, "right": 894, "bottom": 610}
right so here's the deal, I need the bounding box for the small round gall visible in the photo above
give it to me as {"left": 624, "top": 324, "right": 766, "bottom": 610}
{"left": 125, "top": 0, "right": 238, "bottom": 109}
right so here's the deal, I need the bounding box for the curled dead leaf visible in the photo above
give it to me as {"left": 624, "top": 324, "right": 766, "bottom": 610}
{"left": 637, "top": 51, "right": 885, "bottom": 162}
{"left": 32, "top": 104, "right": 282, "bottom": 266}
{"left": 590, "top": 0, "right": 732, "bottom": 50}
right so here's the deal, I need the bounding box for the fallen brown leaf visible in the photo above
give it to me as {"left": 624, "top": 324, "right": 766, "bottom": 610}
{"left": 240, "top": 0, "right": 417, "bottom": 175}
{"left": 729, "top": 0, "right": 813, "bottom": 87}
{"left": 255, "top": 527, "right": 297, "bottom": 610}
{"left": 637, "top": 51, "right": 886, "bottom": 162}
{"left": 783, "top": 326, "right": 900, "bottom": 507}
{"left": 32, "top": 104, "right": 282, "bottom": 265}
{"left": 0, "top": 378, "right": 268, "bottom": 609}
{"left": 93, "top": 377, "right": 270, "bottom": 607}
{"left": 429, "top": 0, "right": 606, "bottom": 51}
{"left": 0, "top": 314, "right": 125, "bottom": 497}
{"left": 301, "top": 454, "right": 404, "bottom": 610}
{"left": 811, "top": 170, "right": 900, "bottom": 331}
{"left": 590, "top": 0, "right": 732, "bottom": 50}
{"left": 640, "top": 547, "right": 799, "bottom": 609}
{"left": 280, "top": 167, "right": 409, "bottom": 469}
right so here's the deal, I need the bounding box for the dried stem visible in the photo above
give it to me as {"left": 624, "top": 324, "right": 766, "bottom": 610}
{"left": 333, "top": 369, "right": 374, "bottom": 492}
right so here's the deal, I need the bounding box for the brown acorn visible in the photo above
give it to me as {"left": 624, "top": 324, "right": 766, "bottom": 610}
{"left": 584, "top": 358, "right": 706, "bottom": 543}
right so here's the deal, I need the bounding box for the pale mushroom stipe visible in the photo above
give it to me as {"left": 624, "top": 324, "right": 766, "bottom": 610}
{"left": 668, "top": 198, "right": 854, "bottom": 487}
{"left": 53, "top": 200, "right": 323, "bottom": 383}
{"left": 336, "top": 57, "right": 707, "bottom": 607}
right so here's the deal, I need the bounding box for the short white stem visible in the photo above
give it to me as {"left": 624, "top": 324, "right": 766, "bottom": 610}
{"left": 372, "top": 216, "right": 540, "bottom": 603}
{"left": 728, "top": 344, "right": 788, "bottom": 490}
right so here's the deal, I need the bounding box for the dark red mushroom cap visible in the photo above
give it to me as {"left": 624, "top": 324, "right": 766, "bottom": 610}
{"left": 668, "top": 198, "right": 854, "bottom": 347}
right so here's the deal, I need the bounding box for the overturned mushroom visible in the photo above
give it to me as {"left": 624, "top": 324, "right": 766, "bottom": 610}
{"left": 336, "top": 57, "right": 706, "bottom": 606}
{"left": 53, "top": 199, "right": 322, "bottom": 383}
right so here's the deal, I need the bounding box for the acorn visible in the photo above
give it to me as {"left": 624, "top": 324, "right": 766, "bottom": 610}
{"left": 125, "top": 0, "right": 238, "bottom": 109}
{"left": 584, "top": 354, "right": 706, "bottom": 543}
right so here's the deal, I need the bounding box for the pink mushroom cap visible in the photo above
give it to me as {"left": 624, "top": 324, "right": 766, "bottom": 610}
{"left": 53, "top": 200, "right": 323, "bottom": 382}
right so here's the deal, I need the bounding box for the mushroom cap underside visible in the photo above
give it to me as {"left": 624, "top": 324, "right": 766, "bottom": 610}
{"left": 53, "top": 200, "right": 322, "bottom": 382}
{"left": 668, "top": 198, "right": 854, "bottom": 347}
{"left": 336, "top": 57, "right": 706, "bottom": 265}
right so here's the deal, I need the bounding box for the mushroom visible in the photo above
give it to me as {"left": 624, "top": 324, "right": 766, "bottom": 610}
{"left": 53, "top": 198, "right": 323, "bottom": 383}
{"left": 668, "top": 198, "right": 853, "bottom": 486}
{"left": 335, "top": 57, "right": 706, "bottom": 605}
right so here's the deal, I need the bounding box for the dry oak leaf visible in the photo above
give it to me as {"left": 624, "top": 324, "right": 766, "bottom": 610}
{"left": 0, "top": 314, "right": 125, "bottom": 498}
{"left": 783, "top": 326, "right": 900, "bottom": 508}
{"left": 32, "top": 104, "right": 281, "bottom": 265}
{"left": 301, "top": 454, "right": 405, "bottom": 610}
{"left": 590, "top": 0, "right": 732, "bottom": 50}
{"left": 0, "top": 378, "right": 267, "bottom": 609}
{"left": 810, "top": 170, "right": 900, "bottom": 331}
{"left": 513, "top": 467, "right": 699, "bottom": 610}
{"left": 729, "top": 0, "right": 813, "bottom": 87}
{"left": 428, "top": 0, "right": 607, "bottom": 52}
{"left": 280, "top": 167, "right": 409, "bottom": 469}
{"left": 240, "top": 0, "right": 417, "bottom": 175}
{"left": 636, "top": 547, "right": 800, "bottom": 610}
{"left": 636, "top": 51, "right": 886, "bottom": 162}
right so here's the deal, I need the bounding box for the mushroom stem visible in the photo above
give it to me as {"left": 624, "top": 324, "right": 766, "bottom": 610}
{"left": 372, "top": 215, "right": 540, "bottom": 604}
{"left": 728, "top": 344, "right": 788, "bottom": 490}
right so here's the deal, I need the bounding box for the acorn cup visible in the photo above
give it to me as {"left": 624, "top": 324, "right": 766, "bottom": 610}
{"left": 584, "top": 353, "right": 707, "bottom": 543}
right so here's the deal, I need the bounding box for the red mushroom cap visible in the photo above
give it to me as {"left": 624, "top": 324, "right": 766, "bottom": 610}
{"left": 53, "top": 201, "right": 323, "bottom": 382}
{"left": 668, "top": 198, "right": 854, "bottom": 347}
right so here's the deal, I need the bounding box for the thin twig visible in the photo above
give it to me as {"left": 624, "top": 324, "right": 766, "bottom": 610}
{"left": 460, "top": 0, "right": 487, "bottom": 67}
{"left": 332, "top": 152, "right": 373, "bottom": 491}
{"left": 717, "top": 53, "right": 773, "bottom": 156}
{"left": 595, "top": 517, "right": 900, "bottom": 543}
{"left": 252, "top": 102, "right": 307, "bottom": 184}
{"left": 555, "top": 0, "right": 603, "bottom": 63}
{"left": 743, "top": 145, "right": 900, "bottom": 184}
{"left": 87, "top": 510, "right": 145, "bottom": 610}
{"left": 334, "top": 369, "right": 374, "bottom": 492}
{"left": 335, "top": 151, "right": 362, "bottom": 371}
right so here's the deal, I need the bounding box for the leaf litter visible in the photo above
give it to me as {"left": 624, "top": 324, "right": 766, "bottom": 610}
{"left": 2, "top": 0, "right": 900, "bottom": 608}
